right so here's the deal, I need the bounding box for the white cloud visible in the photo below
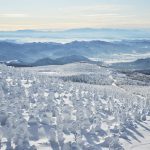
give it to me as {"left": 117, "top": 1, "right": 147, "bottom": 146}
{"left": 0, "top": 13, "right": 29, "bottom": 18}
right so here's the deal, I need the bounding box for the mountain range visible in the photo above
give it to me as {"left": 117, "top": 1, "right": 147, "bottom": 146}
{"left": 111, "top": 57, "right": 150, "bottom": 71}
{"left": 1, "top": 28, "right": 150, "bottom": 42}
{"left": 1, "top": 55, "right": 97, "bottom": 67}
{"left": 0, "top": 40, "right": 150, "bottom": 62}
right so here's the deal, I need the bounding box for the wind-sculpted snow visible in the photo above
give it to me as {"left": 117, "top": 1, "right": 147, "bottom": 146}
{"left": 0, "top": 64, "right": 150, "bottom": 150}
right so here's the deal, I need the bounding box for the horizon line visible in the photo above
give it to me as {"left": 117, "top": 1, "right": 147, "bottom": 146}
{"left": 0, "top": 27, "right": 150, "bottom": 32}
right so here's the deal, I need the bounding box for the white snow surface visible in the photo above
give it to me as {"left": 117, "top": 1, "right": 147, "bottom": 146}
{"left": 0, "top": 63, "right": 150, "bottom": 150}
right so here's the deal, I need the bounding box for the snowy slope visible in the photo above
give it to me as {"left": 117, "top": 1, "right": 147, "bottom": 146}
{"left": 0, "top": 63, "right": 150, "bottom": 150}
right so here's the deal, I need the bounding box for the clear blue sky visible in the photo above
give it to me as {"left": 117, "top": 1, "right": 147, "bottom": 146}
{"left": 0, "top": 0, "right": 150, "bottom": 30}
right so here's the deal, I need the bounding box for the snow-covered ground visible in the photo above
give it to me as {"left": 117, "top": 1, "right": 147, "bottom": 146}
{"left": 0, "top": 63, "right": 150, "bottom": 150}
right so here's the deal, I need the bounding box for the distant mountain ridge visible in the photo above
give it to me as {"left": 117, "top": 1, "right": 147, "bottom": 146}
{"left": 1, "top": 55, "right": 95, "bottom": 67}
{"left": 0, "top": 40, "right": 150, "bottom": 62}
{"left": 1, "top": 28, "right": 150, "bottom": 34}
{"left": 111, "top": 57, "right": 150, "bottom": 70}
{"left": 32, "top": 55, "right": 92, "bottom": 66}
{"left": 0, "top": 28, "right": 150, "bottom": 43}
